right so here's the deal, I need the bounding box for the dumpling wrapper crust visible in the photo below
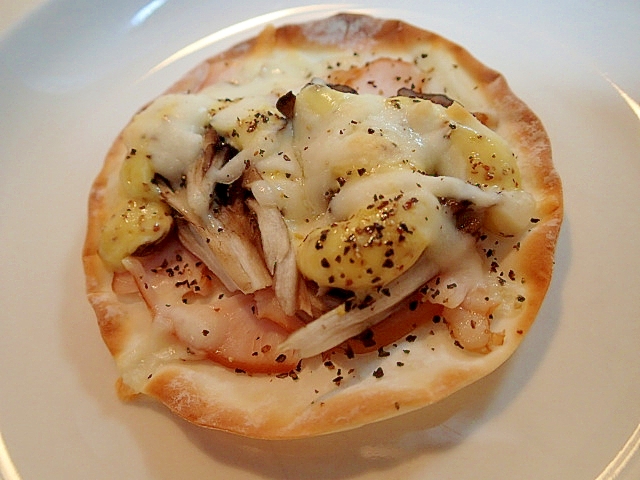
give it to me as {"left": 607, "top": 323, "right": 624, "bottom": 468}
{"left": 83, "top": 13, "right": 563, "bottom": 439}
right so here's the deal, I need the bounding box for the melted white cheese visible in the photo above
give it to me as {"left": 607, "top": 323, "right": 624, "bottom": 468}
{"left": 112, "top": 51, "right": 536, "bottom": 356}
{"left": 119, "top": 75, "right": 532, "bottom": 283}
{"left": 122, "top": 94, "right": 213, "bottom": 185}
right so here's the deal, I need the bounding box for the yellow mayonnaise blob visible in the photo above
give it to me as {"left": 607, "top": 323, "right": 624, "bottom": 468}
{"left": 297, "top": 192, "right": 441, "bottom": 291}
{"left": 119, "top": 150, "right": 160, "bottom": 200}
{"left": 98, "top": 199, "right": 173, "bottom": 270}
{"left": 445, "top": 103, "right": 521, "bottom": 190}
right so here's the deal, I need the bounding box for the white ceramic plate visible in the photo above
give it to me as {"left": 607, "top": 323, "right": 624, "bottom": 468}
{"left": 1, "top": 1, "right": 639, "bottom": 478}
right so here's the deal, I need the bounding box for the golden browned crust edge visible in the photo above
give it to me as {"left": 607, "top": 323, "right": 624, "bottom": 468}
{"left": 84, "top": 136, "right": 130, "bottom": 357}
{"left": 83, "top": 13, "right": 563, "bottom": 439}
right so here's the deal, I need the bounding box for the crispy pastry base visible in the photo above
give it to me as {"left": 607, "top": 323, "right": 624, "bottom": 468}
{"left": 83, "top": 13, "right": 563, "bottom": 439}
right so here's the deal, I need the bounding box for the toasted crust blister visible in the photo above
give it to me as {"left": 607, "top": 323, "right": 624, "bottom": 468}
{"left": 83, "top": 13, "right": 562, "bottom": 439}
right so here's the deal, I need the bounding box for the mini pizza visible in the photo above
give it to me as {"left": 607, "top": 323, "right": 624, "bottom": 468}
{"left": 83, "top": 13, "right": 563, "bottom": 439}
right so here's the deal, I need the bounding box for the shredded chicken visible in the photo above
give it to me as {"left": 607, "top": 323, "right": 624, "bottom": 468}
{"left": 246, "top": 198, "right": 298, "bottom": 316}
{"left": 277, "top": 253, "right": 440, "bottom": 358}
{"left": 155, "top": 136, "right": 273, "bottom": 294}
{"left": 121, "top": 239, "right": 299, "bottom": 373}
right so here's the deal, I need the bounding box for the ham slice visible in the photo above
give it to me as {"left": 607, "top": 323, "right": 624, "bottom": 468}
{"left": 122, "top": 237, "right": 300, "bottom": 373}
